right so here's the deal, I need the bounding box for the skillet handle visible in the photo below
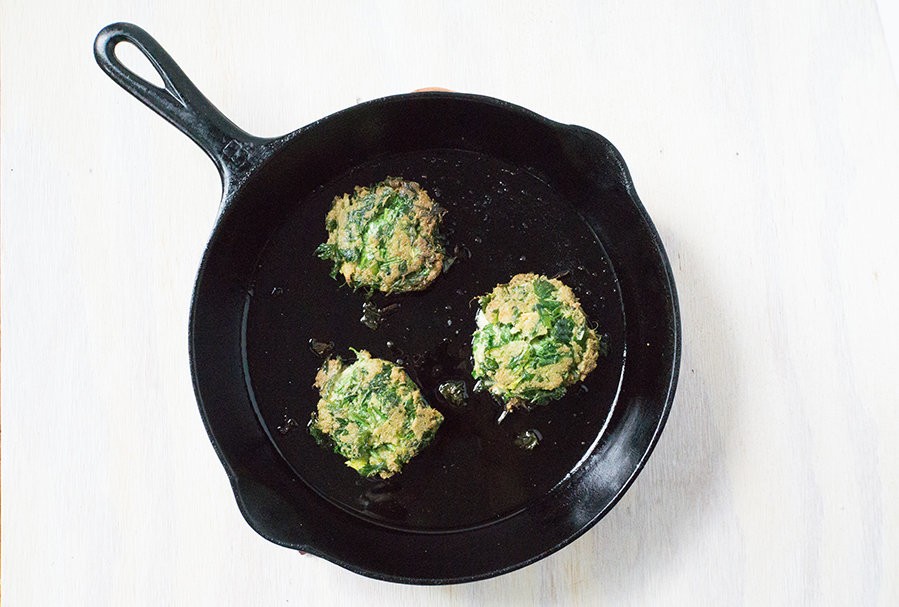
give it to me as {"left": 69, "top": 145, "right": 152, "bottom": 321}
{"left": 94, "top": 23, "right": 273, "bottom": 196}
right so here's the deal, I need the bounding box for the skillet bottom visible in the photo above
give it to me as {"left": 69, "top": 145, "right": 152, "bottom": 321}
{"left": 244, "top": 149, "right": 626, "bottom": 533}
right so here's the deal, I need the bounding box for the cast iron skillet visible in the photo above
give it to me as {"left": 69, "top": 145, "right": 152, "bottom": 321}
{"left": 94, "top": 22, "right": 680, "bottom": 584}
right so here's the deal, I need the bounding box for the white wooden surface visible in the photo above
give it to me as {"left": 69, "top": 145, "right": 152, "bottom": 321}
{"left": 3, "top": 1, "right": 898, "bottom": 605}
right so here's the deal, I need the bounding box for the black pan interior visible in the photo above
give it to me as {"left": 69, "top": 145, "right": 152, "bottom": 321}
{"left": 189, "top": 94, "right": 678, "bottom": 582}
{"left": 244, "top": 148, "right": 626, "bottom": 532}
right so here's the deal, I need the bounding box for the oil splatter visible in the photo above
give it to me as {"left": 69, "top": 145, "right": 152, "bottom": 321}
{"left": 360, "top": 301, "right": 382, "bottom": 330}
{"left": 308, "top": 338, "right": 334, "bottom": 358}
{"left": 360, "top": 301, "right": 401, "bottom": 330}
{"left": 277, "top": 415, "right": 300, "bottom": 435}
{"left": 437, "top": 380, "right": 468, "bottom": 407}
{"left": 514, "top": 429, "right": 542, "bottom": 450}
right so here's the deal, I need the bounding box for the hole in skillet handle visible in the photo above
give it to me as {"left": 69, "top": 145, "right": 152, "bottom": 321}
{"left": 113, "top": 42, "right": 166, "bottom": 89}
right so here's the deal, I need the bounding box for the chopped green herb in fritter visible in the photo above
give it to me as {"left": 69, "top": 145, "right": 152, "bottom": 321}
{"left": 309, "top": 350, "right": 443, "bottom": 478}
{"left": 316, "top": 178, "right": 446, "bottom": 293}
{"left": 471, "top": 273, "right": 600, "bottom": 410}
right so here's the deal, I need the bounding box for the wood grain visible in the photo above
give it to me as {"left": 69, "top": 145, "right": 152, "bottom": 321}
{"left": 2, "top": 1, "right": 898, "bottom": 605}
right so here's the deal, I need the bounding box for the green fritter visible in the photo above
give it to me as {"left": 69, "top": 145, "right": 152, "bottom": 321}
{"left": 316, "top": 178, "right": 446, "bottom": 293}
{"left": 309, "top": 350, "right": 443, "bottom": 478}
{"left": 471, "top": 273, "right": 600, "bottom": 410}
